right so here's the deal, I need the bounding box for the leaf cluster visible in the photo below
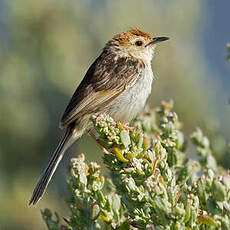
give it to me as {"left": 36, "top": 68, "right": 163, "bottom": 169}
{"left": 42, "top": 101, "right": 230, "bottom": 230}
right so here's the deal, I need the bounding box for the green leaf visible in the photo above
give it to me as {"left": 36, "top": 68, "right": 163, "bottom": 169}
{"left": 113, "top": 147, "right": 129, "bottom": 163}
{"left": 197, "top": 214, "right": 219, "bottom": 227}
{"left": 120, "top": 130, "right": 131, "bottom": 148}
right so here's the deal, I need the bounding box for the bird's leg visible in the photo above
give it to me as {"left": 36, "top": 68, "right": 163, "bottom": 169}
{"left": 89, "top": 131, "right": 110, "bottom": 155}
{"left": 121, "top": 122, "right": 135, "bottom": 131}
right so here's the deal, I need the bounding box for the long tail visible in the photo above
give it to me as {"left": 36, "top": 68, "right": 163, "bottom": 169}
{"left": 29, "top": 125, "right": 76, "bottom": 205}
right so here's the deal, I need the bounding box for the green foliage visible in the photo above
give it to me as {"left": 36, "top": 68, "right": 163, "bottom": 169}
{"left": 43, "top": 101, "right": 230, "bottom": 229}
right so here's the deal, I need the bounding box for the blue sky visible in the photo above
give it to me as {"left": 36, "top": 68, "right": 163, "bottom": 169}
{"left": 202, "top": 0, "right": 230, "bottom": 93}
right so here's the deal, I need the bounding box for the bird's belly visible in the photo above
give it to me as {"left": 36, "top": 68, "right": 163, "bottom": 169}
{"left": 105, "top": 68, "right": 153, "bottom": 122}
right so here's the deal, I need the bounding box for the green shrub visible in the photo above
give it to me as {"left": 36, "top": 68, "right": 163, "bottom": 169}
{"left": 42, "top": 101, "right": 230, "bottom": 230}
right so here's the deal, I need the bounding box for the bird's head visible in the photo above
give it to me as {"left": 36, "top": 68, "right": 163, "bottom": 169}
{"left": 107, "top": 28, "right": 169, "bottom": 63}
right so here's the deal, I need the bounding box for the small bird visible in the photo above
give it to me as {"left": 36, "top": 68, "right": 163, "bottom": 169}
{"left": 29, "top": 28, "right": 169, "bottom": 205}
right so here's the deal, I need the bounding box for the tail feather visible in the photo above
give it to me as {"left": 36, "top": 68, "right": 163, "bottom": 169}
{"left": 29, "top": 126, "right": 75, "bottom": 205}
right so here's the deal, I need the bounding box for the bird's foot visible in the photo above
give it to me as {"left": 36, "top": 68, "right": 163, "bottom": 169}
{"left": 90, "top": 131, "right": 110, "bottom": 155}
{"left": 122, "top": 123, "right": 135, "bottom": 131}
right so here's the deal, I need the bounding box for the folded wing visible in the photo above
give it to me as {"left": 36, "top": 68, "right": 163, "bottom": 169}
{"left": 60, "top": 49, "right": 144, "bottom": 128}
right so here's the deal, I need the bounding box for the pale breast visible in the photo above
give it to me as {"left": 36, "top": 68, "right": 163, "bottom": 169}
{"left": 105, "top": 65, "right": 153, "bottom": 122}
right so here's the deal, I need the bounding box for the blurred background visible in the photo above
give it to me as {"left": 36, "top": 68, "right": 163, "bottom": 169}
{"left": 0, "top": 0, "right": 229, "bottom": 229}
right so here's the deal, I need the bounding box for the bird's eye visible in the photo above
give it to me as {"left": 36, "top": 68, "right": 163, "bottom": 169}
{"left": 135, "top": 40, "right": 143, "bottom": 46}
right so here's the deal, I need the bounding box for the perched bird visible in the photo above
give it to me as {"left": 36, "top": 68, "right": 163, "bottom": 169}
{"left": 29, "top": 28, "right": 169, "bottom": 205}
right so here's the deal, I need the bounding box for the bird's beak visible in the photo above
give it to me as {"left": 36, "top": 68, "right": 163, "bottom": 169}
{"left": 145, "top": 37, "right": 169, "bottom": 47}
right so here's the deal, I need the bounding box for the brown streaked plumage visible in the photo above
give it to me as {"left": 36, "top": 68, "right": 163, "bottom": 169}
{"left": 60, "top": 52, "right": 144, "bottom": 128}
{"left": 29, "top": 29, "right": 169, "bottom": 205}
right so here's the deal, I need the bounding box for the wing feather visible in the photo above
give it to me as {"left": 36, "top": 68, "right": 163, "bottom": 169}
{"left": 60, "top": 48, "right": 144, "bottom": 128}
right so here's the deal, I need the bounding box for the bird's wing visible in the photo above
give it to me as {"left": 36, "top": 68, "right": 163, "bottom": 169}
{"left": 60, "top": 49, "right": 145, "bottom": 128}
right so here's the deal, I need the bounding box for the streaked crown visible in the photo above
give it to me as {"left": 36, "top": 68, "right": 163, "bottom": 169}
{"left": 112, "top": 28, "right": 152, "bottom": 46}
{"left": 106, "top": 28, "right": 169, "bottom": 63}
{"left": 107, "top": 28, "right": 155, "bottom": 62}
